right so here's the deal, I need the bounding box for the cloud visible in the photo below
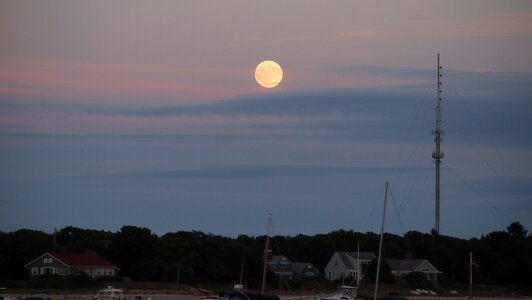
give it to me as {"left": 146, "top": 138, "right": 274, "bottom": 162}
{"left": 1, "top": 68, "right": 531, "bottom": 147}
{"left": 80, "top": 163, "right": 427, "bottom": 181}
{"left": 0, "top": 59, "right": 250, "bottom": 103}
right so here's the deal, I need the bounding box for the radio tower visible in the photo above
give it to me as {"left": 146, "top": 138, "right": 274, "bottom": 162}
{"left": 432, "top": 53, "right": 444, "bottom": 235}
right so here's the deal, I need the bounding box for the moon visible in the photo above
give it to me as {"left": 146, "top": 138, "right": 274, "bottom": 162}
{"left": 255, "top": 60, "right": 283, "bottom": 88}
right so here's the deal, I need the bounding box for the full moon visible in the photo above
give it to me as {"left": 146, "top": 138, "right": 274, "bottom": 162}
{"left": 255, "top": 60, "right": 283, "bottom": 88}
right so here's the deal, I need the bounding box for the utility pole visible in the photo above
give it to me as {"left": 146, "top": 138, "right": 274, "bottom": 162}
{"left": 432, "top": 53, "right": 444, "bottom": 235}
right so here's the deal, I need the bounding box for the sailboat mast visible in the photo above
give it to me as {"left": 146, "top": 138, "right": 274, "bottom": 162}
{"left": 261, "top": 215, "right": 272, "bottom": 294}
{"left": 239, "top": 256, "right": 245, "bottom": 285}
{"left": 356, "top": 243, "right": 360, "bottom": 287}
{"left": 432, "top": 53, "right": 444, "bottom": 234}
{"left": 374, "top": 182, "right": 389, "bottom": 300}
{"left": 469, "top": 251, "right": 473, "bottom": 300}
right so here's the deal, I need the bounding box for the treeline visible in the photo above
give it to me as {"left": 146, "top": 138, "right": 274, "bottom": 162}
{"left": 0, "top": 222, "right": 531, "bottom": 286}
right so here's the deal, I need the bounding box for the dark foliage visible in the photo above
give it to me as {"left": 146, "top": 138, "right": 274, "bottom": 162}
{"left": 362, "top": 258, "right": 394, "bottom": 284}
{"left": 0, "top": 222, "right": 531, "bottom": 286}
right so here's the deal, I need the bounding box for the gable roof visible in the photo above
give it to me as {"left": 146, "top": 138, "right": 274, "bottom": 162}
{"left": 267, "top": 255, "right": 317, "bottom": 275}
{"left": 268, "top": 255, "right": 291, "bottom": 265}
{"left": 337, "top": 251, "right": 376, "bottom": 269}
{"left": 384, "top": 259, "right": 439, "bottom": 273}
{"left": 50, "top": 252, "right": 117, "bottom": 267}
{"left": 292, "top": 262, "right": 318, "bottom": 274}
{"left": 26, "top": 252, "right": 118, "bottom": 269}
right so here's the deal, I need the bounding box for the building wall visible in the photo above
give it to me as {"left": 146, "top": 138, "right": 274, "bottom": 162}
{"left": 345, "top": 256, "right": 371, "bottom": 280}
{"left": 26, "top": 254, "right": 68, "bottom": 275}
{"left": 27, "top": 254, "right": 117, "bottom": 278}
{"left": 414, "top": 260, "right": 440, "bottom": 281}
{"left": 390, "top": 261, "right": 440, "bottom": 281}
{"left": 71, "top": 267, "right": 116, "bottom": 278}
{"left": 324, "top": 252, "right": 346, "bottom": 281}
{"left": 294, "top": 264, "right": 319, "bottom": 279}
{"left": 324, "top": 253, "right": 373, "bottom": 281}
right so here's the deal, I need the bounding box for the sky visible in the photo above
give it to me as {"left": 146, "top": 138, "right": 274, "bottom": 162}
{"left": 1, "top": 0, "right": 532, "bottom": 239}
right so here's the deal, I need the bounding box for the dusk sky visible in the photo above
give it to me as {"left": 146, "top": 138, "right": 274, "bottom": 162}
{"left": 1, "top": 1, "right": 531, "bottom": 238}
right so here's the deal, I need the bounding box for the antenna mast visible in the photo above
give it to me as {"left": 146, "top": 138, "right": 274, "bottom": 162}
{"left": 432, "top": 53, "right": 444, "bottom": 234}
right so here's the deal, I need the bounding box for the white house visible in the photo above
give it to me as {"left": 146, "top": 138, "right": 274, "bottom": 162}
{"left": 25, "top": 252, "right": 119, "bottom": 278}
{"left": 385, "top": 259, "right": 442, "bottom": 281}
{"left": 324, "top": 251, "right": 376, "bottom": 281}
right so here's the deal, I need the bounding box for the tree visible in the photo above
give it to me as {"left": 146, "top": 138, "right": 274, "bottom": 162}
{"left": 107, "top": 226, "right": 159, "bottom": 281}
{"left": 506, "top": 222, "right": 528, "bottom": 239}
{"left": 0, "top": 229, "right": 52, "bottom": 280}
{"left": 362, "top": 258, "right": 394, "bottom": 284}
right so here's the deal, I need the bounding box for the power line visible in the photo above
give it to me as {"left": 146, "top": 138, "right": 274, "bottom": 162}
{"left": 442, "top": 161, "right": 510, "bottom": 221}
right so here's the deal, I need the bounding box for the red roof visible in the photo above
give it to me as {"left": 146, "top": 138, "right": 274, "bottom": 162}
{"left": 50, "top": 252, "right": 116, "bottom": 267}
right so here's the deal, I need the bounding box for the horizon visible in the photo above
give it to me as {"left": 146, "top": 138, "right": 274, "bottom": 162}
{"left": 1, "top": 1, "right": 531, "bottom": 239}
{"left": 3, "top": 220, "right": 525, "bottom": 240}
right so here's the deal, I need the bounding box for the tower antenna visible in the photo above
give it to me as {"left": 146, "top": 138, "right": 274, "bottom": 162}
{"left": 432, "top": 53, "right": 444, "bottom": 234}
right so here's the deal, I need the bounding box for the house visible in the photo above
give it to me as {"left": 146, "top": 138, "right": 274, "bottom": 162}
{"left": 324, "top": 251, "right": 376, "bottom": 281}
{"left": 384, "top": 259, "right": 442, "bottom": 281}
{"left": 268, "top": 255, "right": 319, "bottom": 279}
{"left": 25, "top": 252, "right": 119, "bottom": 278}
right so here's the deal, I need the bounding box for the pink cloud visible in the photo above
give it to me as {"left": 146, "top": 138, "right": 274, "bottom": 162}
{"left": 0, "top": 59, "right": 255, "bottom": 104}
{"left": 403, "top": 12, "right": 532, "bottom": 39}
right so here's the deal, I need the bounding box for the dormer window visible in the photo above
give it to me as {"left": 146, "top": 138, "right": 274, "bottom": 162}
{"left": 278, "top": 259, "right": 290, "bottom": 269}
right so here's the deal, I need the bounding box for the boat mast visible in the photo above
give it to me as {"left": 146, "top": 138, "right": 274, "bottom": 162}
{"left": 239, "top": 255, "right": 245, "bottom": 285}
{"left": 261, "top": 214, "right": 272, "bottom": 294}
{"left": 356, "top": 243, "right": 360, "bottom": 287}
{"left": 469, "top": 251, "right": 473, "bottom": 300}
{"left": 374, "top": 182, "right": 389, "bottom": 300}
{"left": 432, "top": 53, "right": 444, "bottom": 235}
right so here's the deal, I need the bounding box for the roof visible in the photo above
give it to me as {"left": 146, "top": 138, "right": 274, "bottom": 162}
{"left": 291, "top": 262, "right": 318, "bottom": 274}
{"left": 268, "top": 255, "right": 291, "bottom": 265}
{"left": 267, "top": 255, "right": 318, "bottom": 275}
{"left": 337, "top": 251, "right": 376, "bottom": 269}
{"left": 26, "top": 252, "right": 118, "bottom": 269}
{"left": 51, "top": 252, "right": 116, "bottom": 267}
{"left": 384, "top": 259, "right": 439, "bottom": 273}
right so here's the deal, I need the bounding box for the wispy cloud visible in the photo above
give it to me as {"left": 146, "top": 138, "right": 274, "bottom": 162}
{"left": 2, "top": 68, "right": 532, "bottom": 147}
{"left": 0, "top": 59, "right": 252, "bottom": 103}
{"left": 429, "top": 12, "right": 532, "bottom": 38}
{"left": 80, "top": 163, "right": 427, "bottom": 181}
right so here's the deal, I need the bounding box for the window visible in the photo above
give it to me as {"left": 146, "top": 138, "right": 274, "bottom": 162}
{"left": 335, "top": 260, "right": 337, "bottom": 266}
{"left": 279, "top": 259, "right": 290, "bottom": 269}
{"left": 328, "top": 272, "right": 331, "bottom": 279}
